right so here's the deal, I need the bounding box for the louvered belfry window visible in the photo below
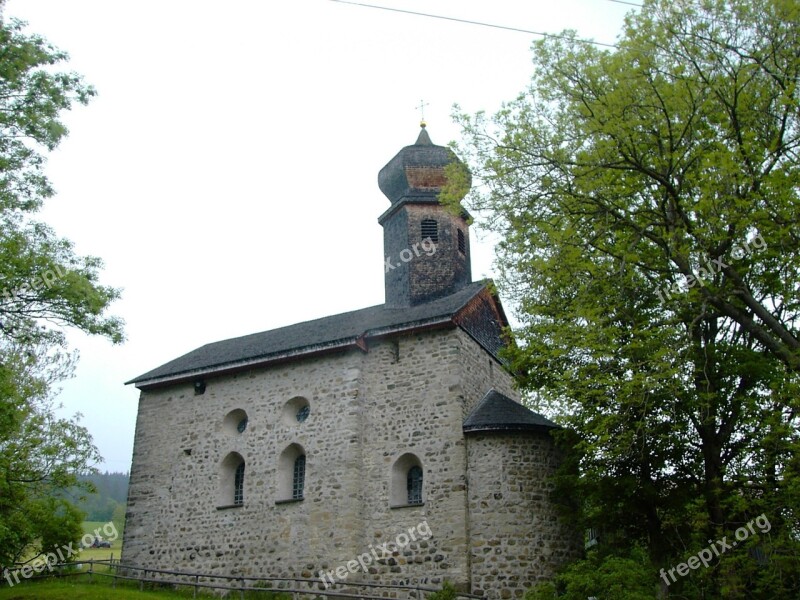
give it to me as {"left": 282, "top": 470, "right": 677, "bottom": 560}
{"left": 421, "top": 219, "right": 438, "bottom": 243}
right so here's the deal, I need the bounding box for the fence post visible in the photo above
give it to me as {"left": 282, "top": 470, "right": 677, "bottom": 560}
{"left": 194, "top": 573, "right": 199, "bottom": 599}
{"left": 88, "top": 559, "right": 93, "bottom": 583}
{"left": 141, "top": 569, "right": 146, "bottom": 591}
{"left": 240, "top": 576, "right": 245, "bottom": 600}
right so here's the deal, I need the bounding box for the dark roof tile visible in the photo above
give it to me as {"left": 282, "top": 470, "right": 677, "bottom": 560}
{"left": 463, "top": 389, "right": 559, "bottom": 433}
{"left": 128, "top": 281, "right": 491, "bottom": 387}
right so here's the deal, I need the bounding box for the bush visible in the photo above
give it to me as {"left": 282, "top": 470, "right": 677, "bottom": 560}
{"left": 427, "top": 581, "right": 458, "bottom": 600}
{"left": 524, "top": 581, "right": 558, "bottom": 600}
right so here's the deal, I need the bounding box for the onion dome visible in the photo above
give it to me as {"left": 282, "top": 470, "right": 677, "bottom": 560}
{"left": 378, "top": 125, "right": 471, "bottom": 205}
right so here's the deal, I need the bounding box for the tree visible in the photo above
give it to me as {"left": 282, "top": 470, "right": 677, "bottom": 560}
{"left": 0, "top": 17, "right": 123, "bottom": 571}
{"left": 448, "top": 0, "right": 800, "bottom": 597}
{"left": 0, "top": 18, "right": 123, "bottom": 347}
{"left": 68, "top": 471, "right": 129, "bottom": 521}
{"left": 0, "top": 342, "right": 99, "bottom": 569}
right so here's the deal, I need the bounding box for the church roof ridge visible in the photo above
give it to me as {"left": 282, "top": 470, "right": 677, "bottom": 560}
{"left": 127, "top": 280, "right": 498, "bottom": 389}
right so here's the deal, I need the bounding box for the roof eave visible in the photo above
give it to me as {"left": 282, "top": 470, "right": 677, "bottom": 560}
{"left": 463, "top": 424, "right": 560, "bottom": 434}
{"left": 126, "top": 337, "right": 361, "bottom": 390}
{"left": 378, "top": 196, "right": 472, "bottom": 225}
{"left": 128, "top": 316, "right": 458, "bottom": 391}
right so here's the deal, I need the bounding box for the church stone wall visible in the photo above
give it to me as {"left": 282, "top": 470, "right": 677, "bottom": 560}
{"left": 123, "top": 349, "right": 367, "bottom": 579}
{"left": 357, "top": 328, "right": 470, "bottom": 590}
{"left": 466, "top": 432, "right": 582, "bottom": 598}
{"left": 452, "top": 327, "right": 519, "bottom": 419}
{"left": 123, "top": 326, "right": 573, "bottom": 600}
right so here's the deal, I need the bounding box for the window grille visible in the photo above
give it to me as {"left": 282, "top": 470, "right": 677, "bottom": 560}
{"left": 234, "top": 462, "right": 245, "bottom": 505}
{"left": 407, "top": 465, "right": 423, "bottom": 505}
{"left": 292, "top": 455, "right": 306, "bottom": 500}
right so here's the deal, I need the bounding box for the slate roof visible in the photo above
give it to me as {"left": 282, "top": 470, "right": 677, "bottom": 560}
{"left": 127, "top": 280, "right": 494, "bottom": 389}
{"left": 463, "top": 389, "right": 559, "bottom": 433}
{"left": 378, "top": 126, "right": 463, "bottom": 205}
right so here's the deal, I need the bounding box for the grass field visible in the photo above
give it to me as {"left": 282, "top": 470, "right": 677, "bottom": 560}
{"left": 78, "top": 521, "right": 123, "bottom": 562}
{"left": 0, "top": 523, "right": 295, "bottom": 599}
{"left": 0, "top": 580, "right": 187, "bottom": 599}
{"left": 0, "top": 578, "right": 297, "bottom": 600}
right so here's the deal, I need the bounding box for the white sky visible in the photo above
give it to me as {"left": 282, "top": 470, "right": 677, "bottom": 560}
{"left": 4, "top": 0, "right": 634, "bottom": 473}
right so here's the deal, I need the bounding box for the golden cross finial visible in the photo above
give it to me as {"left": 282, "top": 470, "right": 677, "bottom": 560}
{"left": 417, "top": 99, "right": 430, "bottom": 128}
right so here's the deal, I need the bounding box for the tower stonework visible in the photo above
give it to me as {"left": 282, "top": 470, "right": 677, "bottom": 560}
{"left": 379, "top": 126, "right": 471, "bottom": 307}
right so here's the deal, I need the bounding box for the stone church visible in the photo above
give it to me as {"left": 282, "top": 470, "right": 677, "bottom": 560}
{"left": 123, "top": 125, "right": 578, "bottom": 599}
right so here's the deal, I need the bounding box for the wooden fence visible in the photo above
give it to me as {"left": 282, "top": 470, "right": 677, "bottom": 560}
{"left": 4, "top": 558, "right": 485, "bottom": 600}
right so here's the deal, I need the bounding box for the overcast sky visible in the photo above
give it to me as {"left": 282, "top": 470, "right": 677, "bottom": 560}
{"left": 5, "top": 0, "right": 634, "bottom": 473}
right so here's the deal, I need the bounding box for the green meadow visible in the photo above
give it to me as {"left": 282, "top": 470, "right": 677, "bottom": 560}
{"left": 0, "top": 580, "right": 185, "bottom": 600}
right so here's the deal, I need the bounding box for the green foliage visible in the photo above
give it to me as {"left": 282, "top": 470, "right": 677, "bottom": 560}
{"left": 426, "top": 581, "right": 458, "bottom": 600}
{"left": 524, "top": 580, "right": 558, "bottom": 600}
{"left": 111, "top": 503, "right": 126, "bottom": 535}
{"left": 66, "top": 472, "right": 129, "bottom": 522}
{"left": 451, "top": 0, "right": 800, "bottom": 597}
{"left": 527, "top": 548, "right": 656, "bottom": 600}
{"left": 0, "top": 17, "right": 123, "bottom": 572}
{"left": 0, "top": 580, "right": 190, "bottom": 599}
{"left": 0, "top": 17, "right": 123, "bottom": 349}
{"left": 0, "top": 346, "right": 100, "bottom": 567}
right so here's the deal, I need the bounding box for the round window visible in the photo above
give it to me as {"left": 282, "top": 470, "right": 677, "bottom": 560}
{"left": 282, "top": 397, "right": 310, "bottom": 426}
{"left": 296, "top": 405, "right": 310, "bottom": 423}
{"left": 223, "top": 409, "right": 248, "bottom": 435}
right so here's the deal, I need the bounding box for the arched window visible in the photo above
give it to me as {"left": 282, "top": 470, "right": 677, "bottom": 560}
{"left": 293, "top": 455, "right": 306, "bottom": 500}
{"left": 391, "top": 453, "right": 424, "bottom": 507}
{"left": 407, "top": 465, "right": 423, "bottom": 505}
{"left": 218, "top": 452, "right": 245, "bottom": 508}
{"left": 277, "top": 443, "right": 306, "bottom": 502}
{"left": 234, "top": 462, "right": 245, "bottom": 505}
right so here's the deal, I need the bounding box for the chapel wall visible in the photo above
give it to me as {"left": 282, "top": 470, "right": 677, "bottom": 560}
{"left": 123, "top": 349, "right": 367, "bottom": 580}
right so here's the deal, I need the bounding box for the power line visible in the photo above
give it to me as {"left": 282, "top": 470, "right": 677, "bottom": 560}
{"left": 328, "top": 0, "right": 619, "bottom": 49}
{"left": 606, "top": 0, "right": 643, "bottom": 6}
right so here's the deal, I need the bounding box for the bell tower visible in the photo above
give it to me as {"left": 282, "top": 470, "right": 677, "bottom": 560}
{"left": 378, "top": 125, "right": 472, "bottom": 307}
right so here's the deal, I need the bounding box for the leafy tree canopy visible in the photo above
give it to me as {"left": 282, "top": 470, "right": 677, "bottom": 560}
{"left": 0, "top": 17, "right": 124, "bottom": 571}
{"left": 448, "top": 0, "right": 800, "bottom": 597}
